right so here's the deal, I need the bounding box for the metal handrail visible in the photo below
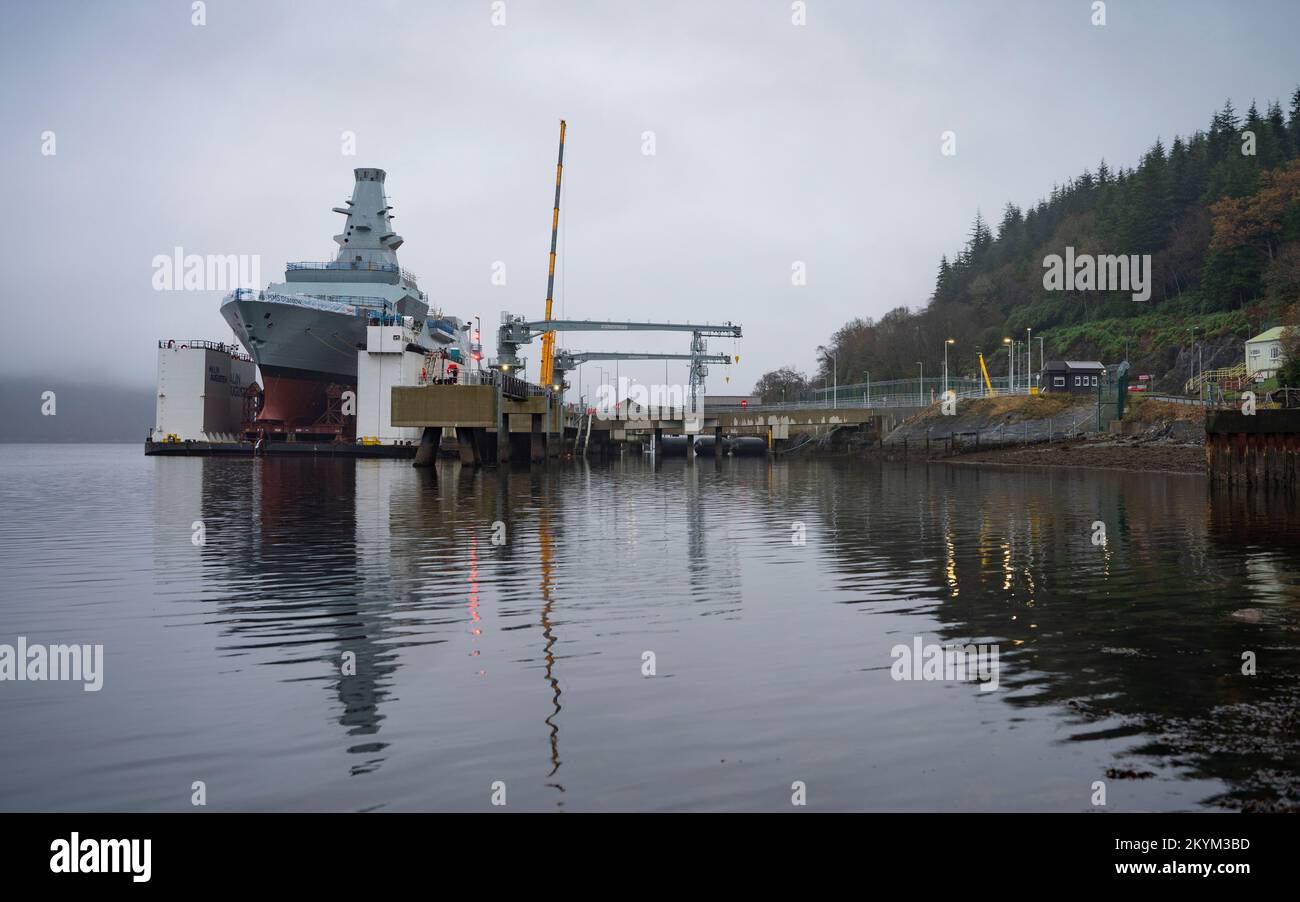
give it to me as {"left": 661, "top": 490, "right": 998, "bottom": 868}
{"left": 227, "top": 288, "right": 392, "bottom": 311}
{"left": 157, "top": 339, "right": 252, "bottom": 362}
{"left": 286, "top": 260, "right": 419, "bottom": 284}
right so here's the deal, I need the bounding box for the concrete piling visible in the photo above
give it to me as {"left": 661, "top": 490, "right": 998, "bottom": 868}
{"left": 1206, "top": 409, "right": 1300, "bottom": 489}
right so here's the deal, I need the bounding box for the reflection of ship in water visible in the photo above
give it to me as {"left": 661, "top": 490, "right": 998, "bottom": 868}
{"left": 195, "top": 455, "right": 398, "bottom": 776}
{"left": 803, "top": 463, "right": 1300, "bottom": 810}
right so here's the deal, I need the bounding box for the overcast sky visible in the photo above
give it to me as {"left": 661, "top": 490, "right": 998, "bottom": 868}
{"left": 2, "top": 0, "right": 1297, "bottom": 397}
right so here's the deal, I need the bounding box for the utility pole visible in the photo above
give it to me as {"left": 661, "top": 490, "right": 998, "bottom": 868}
{"left": 818, "top": 345, "right": 837, "bottom": 409}
{"left": 944, "top": 338, "right": 955, "bottom": 396}
{"left": 1026, "top": 328, "right": 1033, "bottom": 391}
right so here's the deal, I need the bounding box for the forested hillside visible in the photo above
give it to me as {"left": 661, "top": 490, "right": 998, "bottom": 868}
{"left": 757, "top": 89, "right": 1300, "bottom": 399}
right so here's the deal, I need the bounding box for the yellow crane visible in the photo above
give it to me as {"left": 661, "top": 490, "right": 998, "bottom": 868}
{"left": 539, "top": 120, "right": 566, "bottom": 388}
{"left": 977, "top": 351, "right": 996, "bottom": 395}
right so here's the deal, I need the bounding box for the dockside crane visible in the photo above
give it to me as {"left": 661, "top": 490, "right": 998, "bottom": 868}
{"left": 538, "top": 120, "right": 566, "bottom": 389}
{"left": 494, "top": 314, "right": 743, "bottom": 412}
{"left": 553, "top": 350, "right": 732, "bottom": 375}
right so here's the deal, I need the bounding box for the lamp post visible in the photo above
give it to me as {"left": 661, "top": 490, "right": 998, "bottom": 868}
{"left": 817, "top": 345, "right": 838, "bottom": 409}
{"left": 917, "top": 361, "right": 924, "bottom": 404}
{"left": 863, "top": 370, "right": 870, "bottom": 406}
{"left": 1002, "top": 336, "right": 1013, "bottom": 394}
{"left": 943, "top": 338, "right": 955, "bottom": 396}
{"left": 1026, "top": 327, "right": 1032, "bottom": 391}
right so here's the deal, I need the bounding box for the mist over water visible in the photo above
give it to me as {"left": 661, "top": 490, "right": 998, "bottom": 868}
{"left": 1, "top": 445, "right": 1297, "bottom": 811}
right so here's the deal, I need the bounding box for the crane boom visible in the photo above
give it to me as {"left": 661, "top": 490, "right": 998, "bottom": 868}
{"left": 978, "top": 352, "right": 996, "bottom": 395}
{"left": 539, "top": 120, "right": 566, "bottom": 387}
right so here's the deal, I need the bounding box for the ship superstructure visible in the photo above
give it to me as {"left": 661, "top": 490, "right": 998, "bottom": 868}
{"left": 221, "top": 168, "right": 472, "bottom": 428}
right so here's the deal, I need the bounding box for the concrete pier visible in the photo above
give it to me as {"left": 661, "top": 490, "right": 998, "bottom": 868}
{"left": 392, "top": 383, "right": 899, "bottom": 467}
{"left": 1206, "top": 409, "right": 1300, "bottom": 488}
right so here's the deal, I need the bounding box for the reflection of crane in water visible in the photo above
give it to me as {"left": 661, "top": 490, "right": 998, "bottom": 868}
{"left": 538, "top": 506, "right": 564, "bottom": 795}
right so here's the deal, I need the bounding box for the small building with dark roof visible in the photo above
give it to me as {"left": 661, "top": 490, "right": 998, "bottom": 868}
{"left": 1041, "top": 360, "right": 1106, "bottom": 394}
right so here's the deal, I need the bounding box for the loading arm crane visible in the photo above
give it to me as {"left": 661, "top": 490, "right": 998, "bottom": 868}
{"left": 495, "top": 314, "right": 743, "bottom": 412}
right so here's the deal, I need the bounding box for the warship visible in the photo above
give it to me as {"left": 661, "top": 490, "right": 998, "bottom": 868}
{"left": 221, "top": 168, "right": 472, "bottom": 426}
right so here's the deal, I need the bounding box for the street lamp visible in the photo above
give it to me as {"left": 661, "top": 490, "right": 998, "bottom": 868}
{"left": 1026, "top": 327, "right": 1033, "bottom": 391}
{"left": 944, "top": 338, "right": 955, "bottom": 396}
{"left": 817, "top": 345, "right": 838, "bottom": 409}
{"left": 917, "top": 361, "right": 924, "bottom": 403}
{"left": 1002, "top": 337, "right": 1013, "bottom": 393}
{"left": 863, "top": 370, "right": 870, "bottom": 406}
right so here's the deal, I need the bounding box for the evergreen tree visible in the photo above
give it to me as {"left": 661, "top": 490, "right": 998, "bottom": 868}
{"left": 967, "top": 210, "right": 993, "bottom": 264}
{"left": 1289, "top": 87, "right": 1300, "bottom": 157}
{"left": 1267, "top": 100, "right": 1293, "bottom": 161}
{"left": 1245, "top": 101, "right": 1284, "bottom": 170}
{"left": 934, "top": 255, "right": 952, "bottom": 301}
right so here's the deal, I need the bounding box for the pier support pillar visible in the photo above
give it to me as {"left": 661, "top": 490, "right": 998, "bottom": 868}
{"left": 685, "top": 433, "right": 695, "bottom": 464}
{"left": 530, "top": 414, "right": 546, "bottom": 463}
{"left": 713, "top": 426, "right": 723, "bottom": 459}
{"left": 653, "top": 427, "right": 663, "bottom": 457}
{"left": 456, "top": 427, "right": 481, "bottom": 466}
{"left": 413, "top": 426, "right": 442, "bottom": 468}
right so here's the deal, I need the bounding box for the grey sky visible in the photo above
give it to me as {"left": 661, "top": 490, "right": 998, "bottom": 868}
{"left": 2, "top": 0, "right": 1297, "bottom": 396}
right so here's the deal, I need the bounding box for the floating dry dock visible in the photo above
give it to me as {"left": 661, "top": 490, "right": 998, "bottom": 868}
{"left": 144, "top": 439, "right": 417, "bottom": 458}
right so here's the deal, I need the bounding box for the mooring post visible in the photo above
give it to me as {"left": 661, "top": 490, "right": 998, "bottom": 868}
{"left": 654, "top": 427, "right": 663, "bottom": 457}
{"left": 714, "top": 425, "right": 723, "bottom": 459}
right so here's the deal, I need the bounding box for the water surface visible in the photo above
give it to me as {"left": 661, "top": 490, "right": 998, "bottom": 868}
{"left": 1, "top": 444, "right": 1297, "bottom": 811}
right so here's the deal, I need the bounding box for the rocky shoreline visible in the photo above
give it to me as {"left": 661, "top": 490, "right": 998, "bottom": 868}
{"left": 935, "top": 437, "right": 1206, "bottom": 475}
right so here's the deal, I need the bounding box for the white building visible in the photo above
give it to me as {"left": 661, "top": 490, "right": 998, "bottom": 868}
{"left": 153, "top": 340, "right": 256, "bottom": 441}
{"left": 1245, "top": 326, "right": 1285, "bottom": 380}
{"left": 355, "top": 318, "right": 428, "bottom": 444}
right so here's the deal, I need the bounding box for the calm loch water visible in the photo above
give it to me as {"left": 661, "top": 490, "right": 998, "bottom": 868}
{"left": 1, "top": 443, "right": 1298, "bottom": 812}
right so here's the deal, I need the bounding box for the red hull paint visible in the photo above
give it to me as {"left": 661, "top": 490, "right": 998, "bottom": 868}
{"left": 256, "top": 369, "right": 352, "bottom": 426}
